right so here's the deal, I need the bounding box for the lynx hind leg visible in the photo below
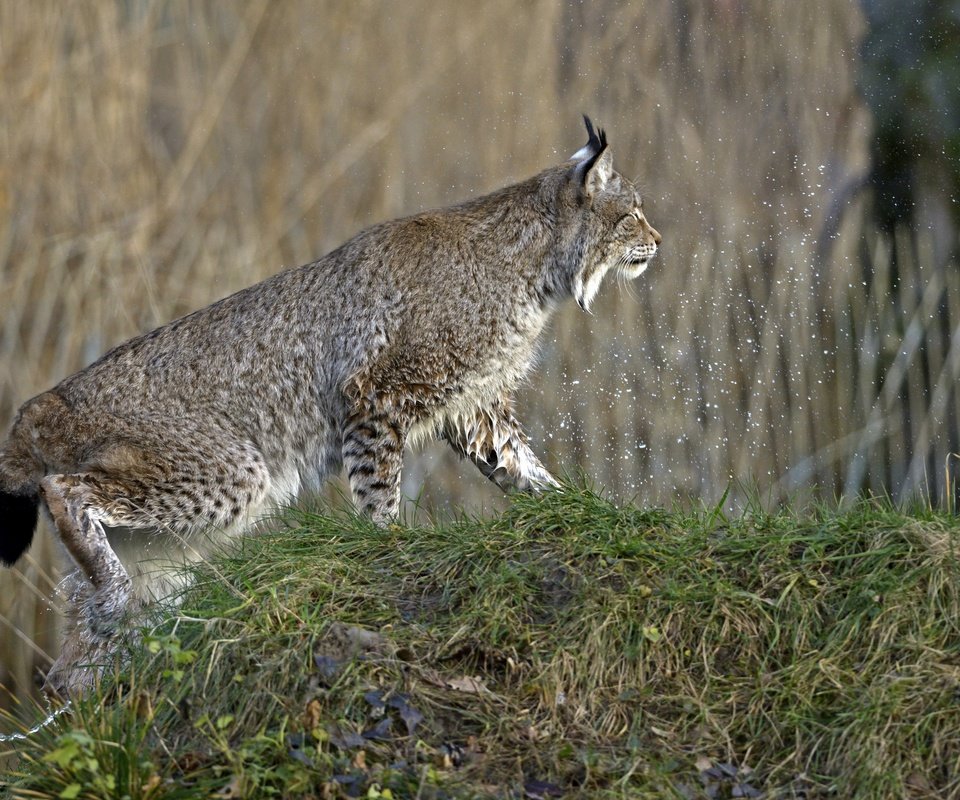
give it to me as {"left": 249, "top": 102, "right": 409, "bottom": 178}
{"left": 40, "top": 473, "right": 139, "bottom": 633}
{"left": 38, "top": 475, "right": 147, "bottom": 698}
{"left": 444, "top": 402, "right": 559, "bottom": 493}
{"left": 39, "top": 434, "right": 271, "bottom": 695}
{"left": 44, "top": 436, "right": 268, "bottom": 608}
{"left": 42, "top": 574, "right": 118, "bottom": 698}
{"left": 342, "top": 406, "right": 410, "bottom": 524}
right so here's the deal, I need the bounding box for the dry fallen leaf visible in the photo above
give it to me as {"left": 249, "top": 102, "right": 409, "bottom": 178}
{"left": 362, "top": 716, "right": 393, "bottom": 741}
{"left": 304, "top": 698, "right": 323, "bottom": 731}
{"left": 420, "top": 669, "right": 447, "bottom": 689}
{"left": 695, "top": 755, "right": 713, "bottom": 772}
{"left": 213, "top": 775, "right": 244, "bottom": 799}
{"left": 392, "top": 696, "right": 424, "bottom": 734}
{"left": 446, "top": 675, "right": 489, "bottom": 694}
{"left": 905, "top": 771, "right": 933, "bottom": 792}
{"left": 327, "top": 724, "right": 366, "bottom": 750}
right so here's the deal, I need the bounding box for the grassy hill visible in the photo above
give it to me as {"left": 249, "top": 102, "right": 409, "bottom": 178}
{"left": 3, "top": 487, "right": 959, "bottom": 798}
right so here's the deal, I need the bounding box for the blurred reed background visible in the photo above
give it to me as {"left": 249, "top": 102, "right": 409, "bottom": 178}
{"left": 2, "top": 0, "right": 958, "bottom": 702}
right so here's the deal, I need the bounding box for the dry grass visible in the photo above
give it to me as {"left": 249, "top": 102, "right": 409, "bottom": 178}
{"left": 1, "top": 1, "right": 958, "bottom": 709}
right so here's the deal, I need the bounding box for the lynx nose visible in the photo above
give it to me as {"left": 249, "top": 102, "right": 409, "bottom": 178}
{"left": 650, "top": 226, "right": 662, "bottom": 246}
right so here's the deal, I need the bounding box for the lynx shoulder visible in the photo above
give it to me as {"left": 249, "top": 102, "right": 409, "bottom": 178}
{"left": 0, "top": 116, "right": 660, "bottom": 694}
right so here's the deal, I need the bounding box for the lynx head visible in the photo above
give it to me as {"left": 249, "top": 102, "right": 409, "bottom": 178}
{"left": 561, "top": 115, "right": 661, "bottom": 311}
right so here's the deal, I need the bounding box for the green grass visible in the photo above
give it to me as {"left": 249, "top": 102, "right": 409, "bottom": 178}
{"left": 2, "top": 486, "right": 960, "bottom": 798}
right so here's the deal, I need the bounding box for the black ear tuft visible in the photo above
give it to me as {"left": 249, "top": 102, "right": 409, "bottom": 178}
{"left": 572, "top": 115, "right": 611, "bottom": 196}
{"left": 572, "top": 114, "right": 609, "bottom": 181}
{"left": 582, "top": 114, "right": 607, "bottom": 155}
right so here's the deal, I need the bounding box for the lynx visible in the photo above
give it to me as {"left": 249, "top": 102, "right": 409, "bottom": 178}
{"left": 0, "top": 117, "right": 660, "bottom": 694}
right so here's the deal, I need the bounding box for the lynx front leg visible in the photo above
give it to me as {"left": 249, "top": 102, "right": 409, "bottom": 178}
{"left": 443, "top": 400, "right": 559, "bottom": 493}
{"left": 342, "top": 409, "right": 410, "bottom": 524}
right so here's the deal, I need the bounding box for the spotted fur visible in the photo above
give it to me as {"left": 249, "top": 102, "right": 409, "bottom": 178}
{"left": 0, "top": 116, "right": 660, "bottom": 694}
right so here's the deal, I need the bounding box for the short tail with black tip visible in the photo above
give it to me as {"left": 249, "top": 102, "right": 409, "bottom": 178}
{"left": 0, "top": 488, "right": 40, "bottom": 566}
{"left": 1, "top": 430, "right": 43, "bottom": 567}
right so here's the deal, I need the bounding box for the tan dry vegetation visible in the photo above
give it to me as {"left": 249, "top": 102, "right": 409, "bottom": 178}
{"left": 1, "top": 1, "right": 957, "bottom": 703}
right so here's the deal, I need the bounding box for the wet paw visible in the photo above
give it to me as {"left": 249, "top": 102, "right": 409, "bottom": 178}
{"left": 84, "top": 579, "right": 135, "bottom": 637}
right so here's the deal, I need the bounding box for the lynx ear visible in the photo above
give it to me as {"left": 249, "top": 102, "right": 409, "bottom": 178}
{"left": 570, "top": 115, "right": 606, "bottom": 161}
{"left": 571, "top": 114, "right": 612, "bottom": 197}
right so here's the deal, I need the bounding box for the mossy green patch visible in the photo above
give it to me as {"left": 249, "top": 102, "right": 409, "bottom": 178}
{"left": 3, "top": 486, "right": 959, "bottom": 798}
